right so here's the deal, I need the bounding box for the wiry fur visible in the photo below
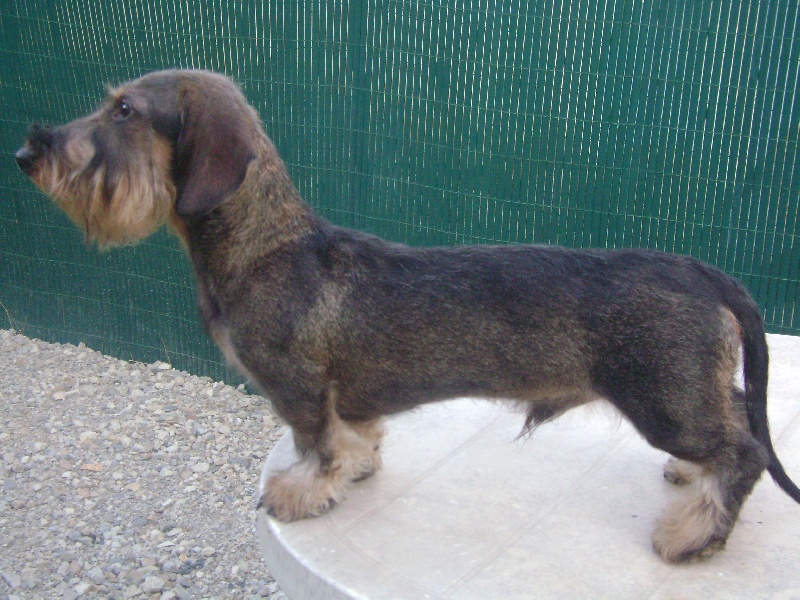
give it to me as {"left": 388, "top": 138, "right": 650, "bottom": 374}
{"left": 16, "top": 69, "right": 799, "bottom": 563}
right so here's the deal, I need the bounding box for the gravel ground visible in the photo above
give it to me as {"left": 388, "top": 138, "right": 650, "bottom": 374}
{"left": 0, "top": 329, "right": 288, "bottom": 600}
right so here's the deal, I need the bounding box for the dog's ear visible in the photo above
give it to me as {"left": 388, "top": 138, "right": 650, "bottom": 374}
{"left": 174, "top": 81, "right": 256, "bottom": 217}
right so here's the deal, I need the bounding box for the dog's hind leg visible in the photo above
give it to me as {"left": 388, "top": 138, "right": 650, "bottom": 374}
{"left": 604, "top": 373, "right": 768, "bottom": 561}
{"left": 261, "top": 383, "right": 384, "bottom": 521}
{"left": 617, "top": 378, "right": 769, "bottom": 562}
{"left": 652, "top": 430, "right": 768, "bottom": 562}
{"left": 647, "top": 367, "right": 770, "bottom": 562}
{"left": 600, "top": 307, "right": 771, "bottom": 562}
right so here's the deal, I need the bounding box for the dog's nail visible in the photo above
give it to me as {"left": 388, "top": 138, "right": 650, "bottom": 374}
{"left": 351, "top": 468, "right": 376, "bottom": 483}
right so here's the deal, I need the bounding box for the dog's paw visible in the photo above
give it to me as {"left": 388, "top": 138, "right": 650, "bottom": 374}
{"left": 653, "top": 473, "right": 730, "bottom": 563}
{"left": 259, "top": 487, "right": 335, "bottom": 522}
{"left": 653, "top": 533, "right": 727, "bottom": 563}
{"left": 259, "top": 467, "right": 342, "bottom": 522}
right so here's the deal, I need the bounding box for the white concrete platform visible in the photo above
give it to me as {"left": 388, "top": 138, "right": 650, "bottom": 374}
{"left": 257, "top": 335, "right": 800, "bottom": 599}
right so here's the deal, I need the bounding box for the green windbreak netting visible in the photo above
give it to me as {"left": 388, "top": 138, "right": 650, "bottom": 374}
{"left": 1, "top": 1, "right": 798, "bottom": 381}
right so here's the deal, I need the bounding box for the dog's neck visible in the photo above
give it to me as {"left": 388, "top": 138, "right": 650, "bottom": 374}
{"left": 177, "top": 140, "right": 320, "bottom": 288}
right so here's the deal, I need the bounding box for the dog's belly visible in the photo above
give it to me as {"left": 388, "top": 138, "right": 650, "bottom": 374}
{"left": 332, "top": 367, "right": 592, "bottom": 422}
{"left": 335, "top": 380, "right": 484, "bottom": 420}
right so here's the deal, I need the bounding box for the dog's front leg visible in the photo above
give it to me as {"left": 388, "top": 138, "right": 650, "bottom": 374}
{"left": 261, "top": 384, "right": 385, "bottom": 521}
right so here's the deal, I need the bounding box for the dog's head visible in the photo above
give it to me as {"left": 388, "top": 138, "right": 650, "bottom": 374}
{"left": 15, "top": 70, "right": 258, "bottom": 247}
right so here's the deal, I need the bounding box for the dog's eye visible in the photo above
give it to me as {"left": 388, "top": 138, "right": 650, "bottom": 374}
{"left": 112, "top": 100, "right": 133, "bottom": 121}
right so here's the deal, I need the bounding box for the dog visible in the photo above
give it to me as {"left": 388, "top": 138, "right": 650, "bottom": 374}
{"left": 15, "top": 69, "right": 799, "bottom": 563}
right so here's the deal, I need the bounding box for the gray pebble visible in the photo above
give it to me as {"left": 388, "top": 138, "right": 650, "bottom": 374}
{"left": 2, "top": 571, "right": 21, "bottom": 588}
{"left": 141, "top": 575, "right": 165, "bottom": 593}
{"left": 173, "top": 583, "right": 192, "bottom": 600}
{"left": 87, "top": 566, "right": 105, "bottom": 584}
{"left": 163, "top": 559, "right": 182, "bottom": 573}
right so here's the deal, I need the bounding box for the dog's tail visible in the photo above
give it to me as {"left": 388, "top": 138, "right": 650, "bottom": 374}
{"left": 721, "top": 273, "right": 800, "bottom": 503}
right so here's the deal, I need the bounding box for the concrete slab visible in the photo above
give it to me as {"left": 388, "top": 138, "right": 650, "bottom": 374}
{"left": 258, "top": 334, "right": 800, "bottom": 599}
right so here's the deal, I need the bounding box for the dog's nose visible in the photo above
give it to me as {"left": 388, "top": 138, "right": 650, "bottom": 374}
{"left": 15, "top": 145, "right": 39, "bottom": 174}
{"left": 16, "top": 124, "right": 56, "bottom": 174}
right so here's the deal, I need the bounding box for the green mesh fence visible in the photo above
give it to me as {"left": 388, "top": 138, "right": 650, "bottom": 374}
{"left": 1, "top": 1, "right": 799, "bottom": 381}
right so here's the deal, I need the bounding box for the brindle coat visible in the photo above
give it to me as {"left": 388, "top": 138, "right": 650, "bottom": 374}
{"left": 15, "top": 70, "right": 800, "bottom": 563}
